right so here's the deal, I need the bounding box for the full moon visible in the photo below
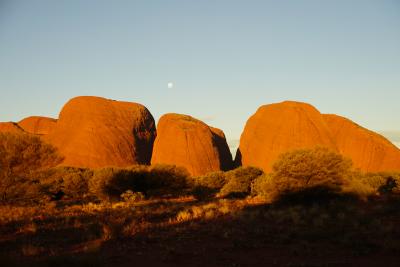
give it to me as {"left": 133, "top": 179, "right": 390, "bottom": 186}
{"left": 167, "top": 82, "right": 174, "bottom": 89}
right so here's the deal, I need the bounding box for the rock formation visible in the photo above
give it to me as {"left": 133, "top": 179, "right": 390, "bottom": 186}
{"left": 237, "top": 100, "right": 400, "bottom": 173}
{"left": 323, "top": 114, "right": 400, "bottom": 172}
{"left": 2, "top": 96, "right": 399, "bottom": 173}
{"left": 151, "top": 114, "right": 233, "bottom": 176}
{"left": 236, "top": 101, "right": 338, "bottom": 172}
{"left": 210, "top": 127, "right": 234, "bottom": 171}
{"left": 0, "top": 122, "right": 24, "bottom": 133}
{"left": 45, "top": 96, "right": 156, "bottom": 168}
{"left": 18, "top": 116, "right": 57, "bottom": 135}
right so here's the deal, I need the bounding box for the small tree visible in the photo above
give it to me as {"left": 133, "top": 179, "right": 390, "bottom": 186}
{"left": 218, "top": 166, "right": 264, "bottom": 198}
{"left": 270, "top": 147, "right": 352, "bottom": 199}
{"left": 0, "top": 132, "right": 63, "bottom": 203}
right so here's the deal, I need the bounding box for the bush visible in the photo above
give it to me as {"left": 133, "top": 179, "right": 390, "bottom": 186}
{"left": 251, "top": 174, "right": 274, "bottom": 199}
{"left": 378, "top": 177, "right": 397, "bottom": 194}
{"left": 89, "top": 165, "right": 190, "bottom": 202}
{"left": 121, "top": 190, "right": 145, "bottom": 203}
{"left": 189, "top": 171, "right": 227, "bottom": 200}
{"left": 191, "top": 186, "right": 215, "bottom": 200}
{"left": 146, "top": 164, "right": 189, "bottom": 196}
{"left": 341, "top": 171, "right": 376, "bottom": 200}
{"left": 190, "top": 171, "right": 226, "bottom": 189}
{"left": 218, "top": 167, "right": 264, "bottom": 198}
{"left": 271, "top": 147, "right": 352, "bottom": 197}
{"left": 339, "top": 172, "right": 400, "bottom": 200}
{"left": 0, "top": 133, "right": 63, "bottom": 204}
{"left": 250, "top": 147, "right": 355, "bottom": 202}
{"left": 89, "top": 167, "right": 142, "bottom": 202}
{"left": 37, "top": 167, "right": 93, "bottom": 200}
{"left": 361, "top": 172, "right": 400, "bottom": 195}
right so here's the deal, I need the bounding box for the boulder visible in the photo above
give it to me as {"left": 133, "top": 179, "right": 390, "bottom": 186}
{"left": 236, "top": 101, "right": 337, "bottom": 172}
{"left": 323, "top": 114, "right": 400, "bottom": 172}
{"left": 18, "top": 116, "right": 57, "bottom": 135}
{"left": 45, "top": 96, "right": 156, "bottom": 168}
{"left": 151, "top": 114, "right": 233, "bottom": 176}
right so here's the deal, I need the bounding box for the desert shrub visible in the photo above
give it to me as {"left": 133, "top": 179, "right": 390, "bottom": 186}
{"left": 378, "top": 177, "right": 397, "bottom": 194}
{"left": 89, "top": 164, "right": 189, "bottom": 201}
{"left": 189, "top": 171, "right": 227, "bottom": 200}
{"left": 38, "top": 167, "right": 93, "bottom": 200}
{"left": 270, "top": 147, "right": 352, "bottom": 199}
{"left": 250, "top": 174, "right": 275, "bottom": 199}
{"left": 190, "top": 171, "right": 226, "bottom": 189}
{"left": 146, "top": 164, "right": 189, "bottom": 196}
{"left": 89, "top": 167, "right": 143, "bottom": 201}
{"left": 361, "top": 172, "right": 400, "bottom": 195}
{"left": 191, "top": 186, "right": 215, "bottom": 200}
{"left": 218, "top": 167, "right": 264, "bottom": 198}
{"left": 339, "top": 172, "right": 400, "bottom": 199}
{"left": 62, "top": 168, "right": 93, "bottom": 197}
{"left": 0, "top": 132, "right": 63, "bottom": 204}
{"left": 121, "top": 190, "right": 145, "bottom": 203}
{"left": 341, "top": 171, "right": 376, "bottom": 200}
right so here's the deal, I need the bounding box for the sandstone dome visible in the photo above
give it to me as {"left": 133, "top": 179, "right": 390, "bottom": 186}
{"left": 151, "top": 114, "right": 233, "bottom": 176}
{"left": 18, "top": 116, "right": 57, "bottom": 135}
{"left": 45, "top": 96, "right": 156, "bottom": 168}
{"left": 236, "top": 101, "right": 337, "bottom": 172}
{"left": 0, "top": 122, "right": 25, "bottom": 133}
{"left": 323, "top": 114, "right": 400, "bottom": 172}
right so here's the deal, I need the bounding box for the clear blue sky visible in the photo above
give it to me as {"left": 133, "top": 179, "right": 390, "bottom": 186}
{"left": 1, "top": 0, "right": 399, "bottom": 148}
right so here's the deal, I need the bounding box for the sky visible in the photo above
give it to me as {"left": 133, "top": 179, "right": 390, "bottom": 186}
{"left": 0, "top": 0, "right": 399, "bottom": 149}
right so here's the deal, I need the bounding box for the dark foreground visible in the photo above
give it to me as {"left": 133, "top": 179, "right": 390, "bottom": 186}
{"left": 1, "top": 196, "right": 400, "bottom": 267}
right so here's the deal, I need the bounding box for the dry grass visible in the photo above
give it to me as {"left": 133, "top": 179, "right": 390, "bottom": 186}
{"left": 0, "top": 194, "right": 400, "bottom": 266}
{"left": 1, "top": 147, "right": 400, "bottom": 266}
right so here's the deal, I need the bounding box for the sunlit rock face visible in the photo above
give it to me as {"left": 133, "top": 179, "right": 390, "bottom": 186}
{"left": 237, "top": 100, "right": 400, "bottom": 173}
{"left": 236, "top": 101, "right": 337, "bottom": 172}
{"left": 323, "top": 114, "right": 400, "bottom": 172}
{"left": 0, "top": 122, "right": 25, "bottom": 134}
{"left": 45, "top": 96, "right": 156, "bottom": 169}
{"left": 18, "top": 116, "right": 57, "bottom": 135}
{"left": 151, "top": 113, "right": 233, "bottom": 176}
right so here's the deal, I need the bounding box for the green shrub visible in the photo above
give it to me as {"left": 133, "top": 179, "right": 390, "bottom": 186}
{"left": 189, "top": 171, "right": 227, "bottom": 200}
{"left": 0, "top": 132, "right": 63, "bottom": 204}
{"left": 218, "top": 167, "right": 264, "bottom": 198}
{"left": 38, "top": 167, "right": 93, "bottom": 200}
{"left": 89, "top": 165, "right": 189, "bottom": 202}
{"left": 251, "top": 174, "right": 274, "bottom": 199}
{"left": 249, "top": 147, "right": 356, "bottom": 203}
{"left": 341, "top": 171, "right": 376, "bottom": 200}
{"left": 89, "top": 167, "right": 142, "bottom": 201}
{"left": 121, "top": 190, "right": 145, "bottom": 203}
{"left": 146, "top": 164, "right": 189, "bottom": 195}
{"left": 361, "top": 172, "right": 400, "bottom": 195}
{"left": 190, "top": 171, "right": 226, "bottom": 189}
{"left": 340, "top": 172, "right": 400, "bottom": 199}
{"left": 270, "top": 147, "right": 352, "bottom": 198}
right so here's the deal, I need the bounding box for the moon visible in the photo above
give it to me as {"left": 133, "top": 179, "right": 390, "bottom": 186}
{"left": 167, "top": 82, "right": 174, "bottom": 89}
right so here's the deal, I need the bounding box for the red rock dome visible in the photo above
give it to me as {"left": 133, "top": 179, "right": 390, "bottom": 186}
{"left": 45, "top": 96, "right": 156, "bottom": 168}
{"left": 151, "top": 114, "right": 233, "bottom": 176}
{"left": 323, "top": 114, "right": 400, "bottom": 172}
{"left": 0, "top": 122, "right": 24, "bottom": 133}
{"left": 236, "top": 101, "right": 337, "bottom": 172}
{"left": 18, "top": 116, "right": 57, "bottom": 135}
